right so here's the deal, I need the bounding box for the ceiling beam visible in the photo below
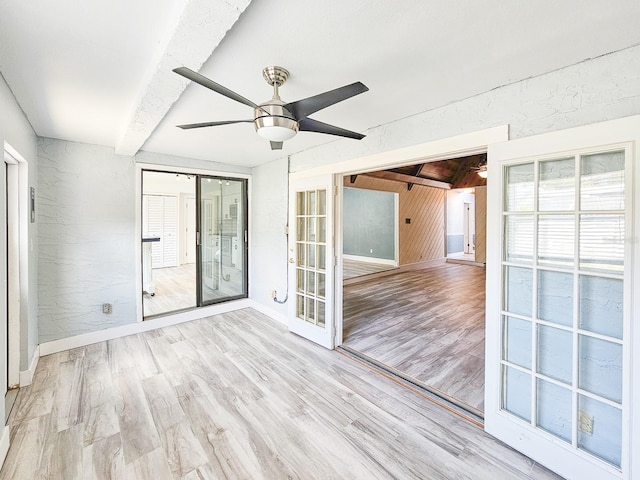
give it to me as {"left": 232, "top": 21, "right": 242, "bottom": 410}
{"left": 114, "top": 0, "right": 252, "bottom": 156}
{"left": 365, "top": 171, "right": 451, "bottom": 189}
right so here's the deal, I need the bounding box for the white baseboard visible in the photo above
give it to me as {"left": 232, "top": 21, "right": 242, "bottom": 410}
{"left": 0, "top": 426, "right": 9, "bottom": 469}
{"left": 39, "top": 299, "right": 253, "bottom": 356}
{"left": 19, "top": 346, "right": 40, "bottom": 387}
{"left": 248, "top": 300, "right": 288, "bottom": 326}
{"left": 343, "top": 254, "right": 397, "bottom": 266}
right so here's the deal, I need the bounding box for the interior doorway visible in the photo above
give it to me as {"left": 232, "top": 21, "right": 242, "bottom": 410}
{"left": 4, "top": 147, "right": 23, "bottom": 421}
{"left": 340, "top": 154, "right": 487, "bottom": 416}
{"left": 141, "top": 170, "right": 248, "bottom": 318}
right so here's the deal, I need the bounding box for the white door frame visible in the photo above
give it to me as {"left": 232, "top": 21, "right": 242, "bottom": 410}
{"left": 291, "top": 125, "right": 508, "bottom": 347}
{"left": 134, "top": 163, "right": 251, "bottom": 322}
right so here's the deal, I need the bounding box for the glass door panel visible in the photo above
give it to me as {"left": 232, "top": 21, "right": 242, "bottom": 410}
{"left": 500, "top": 149, "right": 626, "bottom": 470}
{"left": 288, "top": 174, "right": 335, "bottom": 349}
{"left": 199, "top": 177, "right": 247, "bottom": 305}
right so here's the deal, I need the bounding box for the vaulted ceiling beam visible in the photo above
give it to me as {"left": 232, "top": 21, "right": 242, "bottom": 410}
{"left": 365, "top": 170, "right": 451, "bottom": 189}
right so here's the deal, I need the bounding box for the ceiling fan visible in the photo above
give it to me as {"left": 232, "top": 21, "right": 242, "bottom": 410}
{"left": 173, "top": 66, "right": 369, "bottom": 150}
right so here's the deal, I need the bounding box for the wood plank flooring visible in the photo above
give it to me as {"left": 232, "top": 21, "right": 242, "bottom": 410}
{"left": 343, "top": 258, "right": 396, "bottom": 280}
{"left": 0, "top": 308, "right": 562, "bottom": 480}
{"left": 343, "top": 263, "right": 486, "bottom": 412}
{"left": 144, "top": 263, "right": 196, "bottom": 317}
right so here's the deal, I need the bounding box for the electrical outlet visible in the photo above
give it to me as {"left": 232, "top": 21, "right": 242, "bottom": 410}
{"left": 102, "top": 303, "right": 112, "bottom": 314}
{"left": 370, "top": 248, "right": 373, "bottom": 254}
{"left": 270, "top": 290, "right": 277, "bottom": 299}
{"left": 578, "top": 410, "right": 594, "bottom": 435}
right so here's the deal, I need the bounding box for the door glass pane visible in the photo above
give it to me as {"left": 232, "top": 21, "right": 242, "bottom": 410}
{"left": 505, "top": 266, "right": 532, "bottom": 317}
{"left": 142, "top": 171, "right": 196, "bottom": 317}
{"left": 307, "top": 190, "right": 316, "bottom": 215}
{"left": 200, "top": 178, "right": 247, "bottom": 304}
{"left": 537, "top": 379, "right": 571, "bottom": 443}
{"left": 503, "top": 316, "right": 531, "bottom": 369}
{"left": 317, "top": 273, "right": 326, "bottom": 299}
{"left": 578, "top": 395, "right": 622, "bottom": 468}
{"left": 579, "top": 214, "right": 624, "bottom": 273}
{"left": 295, "top": 188, "right": 328, "bottom": 328}
{"left": 505, "top": 163, "right": 534, "bottom": 212}
{"left": 537, "top": 325, "right": 572, "bottom": 385}
{"left": 538, "top": 157, "right": 575, "bottom": 211}
{"left": 537, "top": 270, "right": 573, "bottom": 327}
{"left": 505, "top": 215, "right": 533, "bottom": 264}
{"left": 580, "top": 151, "right": 624, "bottom": 211}
{"left": 579, "top": 276, "right": 623, "bottom": 339}
{"left": 578, "top": 335, "right": 622, "bottom": 403}
{"left": 503, "top": 366, "right": 531, "bottom": 422}
{"left": 538, "top": 215, "right": 574, "bottom": 267}
{"left": 317, "top": 301, "right": 326, "bottom": 328}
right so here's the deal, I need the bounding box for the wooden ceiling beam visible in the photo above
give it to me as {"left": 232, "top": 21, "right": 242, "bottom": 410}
{"left": 364, "top": 171, "right": 451, "bottom": 190}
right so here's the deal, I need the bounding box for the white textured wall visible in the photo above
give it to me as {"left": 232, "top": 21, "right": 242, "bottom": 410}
{"left": 38, "top": 139, "right": 137, "bottom": 342}
{"left": 0, "top": 72, "right": 39, "bottom": 379}
{"left": 249, "top": 157, "right": 289, "bottom": 317}
{"left": 249, "top": 45, "right": 640, "bottom": 313}
{"left": 38, "top": 139, "right": 252, "bottom": 343}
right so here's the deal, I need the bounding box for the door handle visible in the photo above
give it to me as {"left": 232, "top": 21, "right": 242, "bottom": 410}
{"left": 196, "top": 232, "right": 201, "bottom": 246}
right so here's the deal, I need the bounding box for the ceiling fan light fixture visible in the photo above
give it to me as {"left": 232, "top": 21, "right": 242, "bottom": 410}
{"left": 476, "top": 165, "right": 488, "bottom": 178}
{"left": 255, "top": 116, "right": 298, "bottom": 142}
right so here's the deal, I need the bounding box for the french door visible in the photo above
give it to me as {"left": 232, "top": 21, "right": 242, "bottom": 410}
{"left": 288, "top": 174, "right": 335, "bottom": 348}
{"left": 485, "top": 116, "right": 640, "bottom": 480}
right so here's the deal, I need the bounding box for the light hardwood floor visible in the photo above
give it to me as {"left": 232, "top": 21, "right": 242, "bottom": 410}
{"left": 144, "top": 263, "right": 196, "bottom": 317}
{"left": 0, "top": 309, "right": 561, "bottom": 480}
{"left": 343, "top": 262, "right": 486, "bottom": 413}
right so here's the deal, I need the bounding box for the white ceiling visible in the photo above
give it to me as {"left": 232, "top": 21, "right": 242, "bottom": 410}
{"left": 2, "top": 1, "right": 640, "bottom": 168}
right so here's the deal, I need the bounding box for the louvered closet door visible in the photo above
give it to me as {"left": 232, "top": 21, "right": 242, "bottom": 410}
{"left": 142, "top": 194, "right": 178, "bottom": 268}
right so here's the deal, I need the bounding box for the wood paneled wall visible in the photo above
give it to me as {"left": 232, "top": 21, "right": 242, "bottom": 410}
{"left": 344, "top": 175, "right": 445, "bottom": 265}
{"left": 474, "top": 186, "right": 487, "bottom": 263}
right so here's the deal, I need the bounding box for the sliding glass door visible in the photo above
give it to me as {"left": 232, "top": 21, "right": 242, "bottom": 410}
{"left": 141, "top": 170, "right": 247, "bottom": 317}
{"left": 198, "top": 176, "right": 247, "bottom": 305}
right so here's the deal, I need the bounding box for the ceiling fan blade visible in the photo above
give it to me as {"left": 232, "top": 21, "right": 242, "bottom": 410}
{"left": 270, "top": 141, "right": 283, "bottom": 150}
{"left": 285, "top": 82, "right": 369, "bottom": 120}
{"left": 173, "top": 67, "right": 264, "bottom": 111}
{"left": 177, "top": 120, "right": 253, "bottom": 130}
{"left": 299, "top": 118, "right": 365, "bottom": 140}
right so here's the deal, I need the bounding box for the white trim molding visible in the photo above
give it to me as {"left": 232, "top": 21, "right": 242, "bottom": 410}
{"left": 248, "top": 299, "right": 288, "bottom": 326}
{"left": 0, "top": 426, "right": 9, "bottom": 469}
{"left": 39, "top": 299, "right": 253, "bottom": 356}
{"left": 19, "top": 346, "right": 40, "bottom": 387}
{"left": 342, "top": 254, "right": 397, "bottom": 266}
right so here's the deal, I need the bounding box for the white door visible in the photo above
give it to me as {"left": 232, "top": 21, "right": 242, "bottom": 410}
{"left": 485, "top": 116, "right": 640, "bottom": 480}
{"left": 288, "top": 174, "right": 335, "bottom": 349}
{"left": 463, "top": 202, "right": 475, "bottom": 254}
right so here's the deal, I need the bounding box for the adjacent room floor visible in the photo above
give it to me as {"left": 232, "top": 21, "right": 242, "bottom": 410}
{"left": 1, "top": 309, "right": 559, "bottom": 479}
{"left": 343, "top": 261, "right": 486, "bottom": 414}
{"left": 143, "top": 263, "right": 197, "bottom": 317}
